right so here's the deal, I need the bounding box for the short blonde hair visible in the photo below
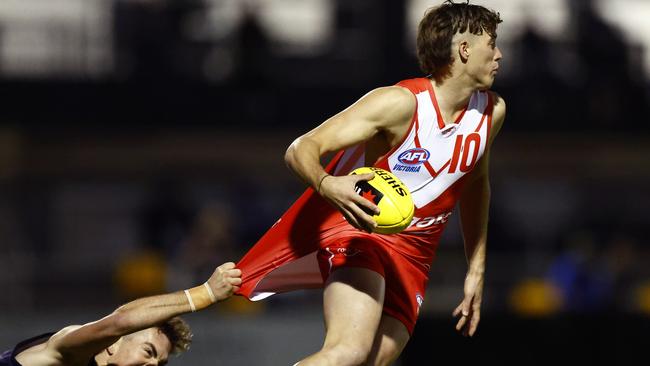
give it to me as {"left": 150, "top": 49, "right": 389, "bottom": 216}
{"left": 157, "top": 317, "right": 193, "bottom": 355}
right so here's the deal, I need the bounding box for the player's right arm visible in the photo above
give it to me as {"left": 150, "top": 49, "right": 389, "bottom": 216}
{"left": 285, "top": 86, "right": 415, "bottom": 233}
{"left": 28, "top": 263, "right": 241, "bottom": 366}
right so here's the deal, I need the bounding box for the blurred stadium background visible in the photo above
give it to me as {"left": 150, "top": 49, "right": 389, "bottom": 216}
{"left": 0, "top": 0, "right": 649, "bottom": 364}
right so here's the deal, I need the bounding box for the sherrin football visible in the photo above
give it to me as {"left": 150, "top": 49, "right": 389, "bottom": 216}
{"left": 350, "top": 167, "right": 414, "bottom": 234}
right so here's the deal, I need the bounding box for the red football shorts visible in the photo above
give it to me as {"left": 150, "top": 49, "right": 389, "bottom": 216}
{"left": 317, "top": 233, "right": 429, "bottom": 335}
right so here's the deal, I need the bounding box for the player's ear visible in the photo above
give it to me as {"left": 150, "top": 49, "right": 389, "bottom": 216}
{"left": 106, "top": 337, "right": 122, "bottom": 356}
{"left": 458, "top": 40, "right": 470, "bottom": 62}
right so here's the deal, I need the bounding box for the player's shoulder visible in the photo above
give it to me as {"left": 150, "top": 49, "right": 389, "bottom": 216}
{"left": 49, "top": 325, "right": 82, "bottom": 340}
{"left": 357, "top": 85, "right": 416, "bottom": 126}
{"left": 486, "top": 90, "right": 506, "bottom": 142}
{"left": 367, "top": 85, "right": 416, "bottom": 109}
{"left": 487, "top": 90, "right": 506, "bottom": 122}
{"left": 44, "top": 325, "right": 81, "bottom": 350}
{"left": 40, "top": 325, "right": 87, "bottom": 364}
{"left": 14, "top": 327, "right": 80, "bottom": 366}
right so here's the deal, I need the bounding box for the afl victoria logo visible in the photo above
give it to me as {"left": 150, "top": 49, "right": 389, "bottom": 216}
{"left": 398, "top": 148, "right": 430, "bottom": 165}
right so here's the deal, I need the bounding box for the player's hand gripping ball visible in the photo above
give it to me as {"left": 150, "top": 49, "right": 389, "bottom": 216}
{"left": 350, "top": 167, "right": 414, "bottom": 234}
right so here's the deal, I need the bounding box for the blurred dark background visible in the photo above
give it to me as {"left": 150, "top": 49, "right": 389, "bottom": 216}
{"left": 0, "top": 0, "right": 649, "bottom": 364}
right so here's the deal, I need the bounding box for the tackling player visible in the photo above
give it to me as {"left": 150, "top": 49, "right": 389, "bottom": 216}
{"left": 1, "top": 262, "right": 241, "bottom": 366}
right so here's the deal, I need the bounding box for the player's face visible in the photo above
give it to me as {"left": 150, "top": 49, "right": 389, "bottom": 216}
{"left": 104, "top": 328, "right": 172, "bottom": 366}
{"left": 467, "top": 32, "right": 502, "bottom": 89}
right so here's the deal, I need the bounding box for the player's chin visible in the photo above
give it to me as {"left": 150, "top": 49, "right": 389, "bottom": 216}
{"left": 477, "top": 77, "right": 495, "bottom": 90}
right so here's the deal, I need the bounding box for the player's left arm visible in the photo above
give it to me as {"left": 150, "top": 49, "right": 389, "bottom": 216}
{"left": 453, "top": 92, "right": 506, "bottom": 337}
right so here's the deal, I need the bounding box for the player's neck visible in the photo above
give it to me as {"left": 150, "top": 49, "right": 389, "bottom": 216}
{"left": 430, "top": 78, "right": 474, "bottom": 122}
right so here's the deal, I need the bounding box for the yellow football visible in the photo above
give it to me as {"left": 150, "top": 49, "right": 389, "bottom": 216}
{"left": 350, "top": 167, "right": 414, "bottom": 234}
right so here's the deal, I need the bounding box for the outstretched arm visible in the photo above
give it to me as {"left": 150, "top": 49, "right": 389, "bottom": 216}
{"left": 285, "top": 86, "right": 415, "bottom": 233}
{"left": 454, "top": 155, "right": 490, "bottom": 337}
{"left": 453, "top": 93, "right": 505, "bottom": 337}
{"left": 44, "top": 262, "right": 241, "bottom": 365}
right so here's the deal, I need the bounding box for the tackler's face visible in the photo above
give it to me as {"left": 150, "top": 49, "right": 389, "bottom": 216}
{"left": 103, "top": 328, "right": 172, "bottom": 366}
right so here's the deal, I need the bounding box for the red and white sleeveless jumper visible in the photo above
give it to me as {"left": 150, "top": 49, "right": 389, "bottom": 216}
{"left": 236, "top": 78, "right": 494, "bottom": 333}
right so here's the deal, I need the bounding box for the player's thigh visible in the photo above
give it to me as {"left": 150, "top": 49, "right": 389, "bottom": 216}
{"left": 366, "top": 315, "right": 410, "bottom": 366}
{"left": 322, "top": 267, "right": 385, "bottom": 349}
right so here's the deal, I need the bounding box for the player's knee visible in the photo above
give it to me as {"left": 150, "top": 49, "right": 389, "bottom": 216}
{"left": 323, "top": 342, "right": 372, "bottom": 366}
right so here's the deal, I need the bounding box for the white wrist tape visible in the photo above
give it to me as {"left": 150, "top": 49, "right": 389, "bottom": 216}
{"left": 184, "top": 289, "right": 197, "bottom": 312}
{"left": 203, "top": 282, "right": 217, "bottom": 302}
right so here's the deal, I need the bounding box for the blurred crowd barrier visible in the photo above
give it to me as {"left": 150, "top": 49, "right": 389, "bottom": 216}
{"left": 0, "top": 129, "right": 647, "bottom": 318}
